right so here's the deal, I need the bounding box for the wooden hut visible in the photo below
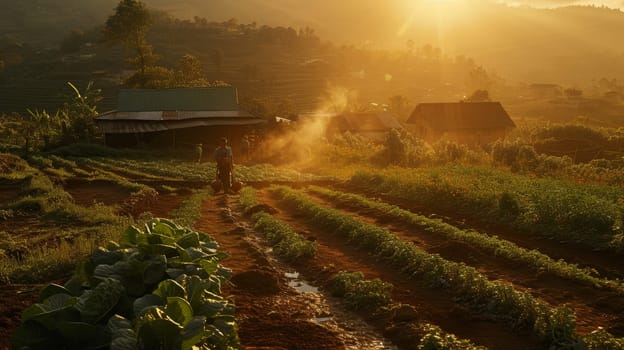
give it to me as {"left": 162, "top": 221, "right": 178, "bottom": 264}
{"left": 406, "top": 102, "right": 515, "bottom": 145}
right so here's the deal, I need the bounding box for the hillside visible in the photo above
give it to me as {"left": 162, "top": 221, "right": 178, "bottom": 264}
{"left": 2, "top": 0, "right": 624, "bottom": 84}
{"left": 1, "top": 0, "right": 624, "bottom": 125}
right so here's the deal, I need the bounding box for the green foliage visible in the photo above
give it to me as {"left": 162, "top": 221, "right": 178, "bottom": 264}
{"left": 169, "top": 188, "right": 213, "bottom": 228}
{"left": 6, "top": 81, "right": 102, "bottom": 151}
{"left": 0, "top": 153, "right": 37, "bottom": 180}
{"left": 270, "top": 186, "right": 610, "bottom": 347}
{"left": 382, "top": 129, "right": 407, "bottom": 165}
{"left": 583, "top": 327, "right": 624, "bottom": 349}
{"left": 329, "top": 271, "right": 392, "bottom": 311}
{"left": 534, "top": 124, "right": 607, "bottom": 144}
{"left": 308, "top": 186, "right": 624, "bottom": 295}
{"left": 416, "top": 323, "right": 485, "bottom": 350}
{"left": 252, "top": 211, "right": 316, "bottom": 262}
{"left": 171, "top": 54, "right": 210, "bottom": 87}
{"left": 48, "top": 143, "right": 124, "bottom": 157}
{"left": 238, "top": 187, "right": 258, "bottom": 211}
{"left": 12, "top": 218, "right": 239, "bottom": 350}
{"left": 349, "top": 166, "right": 624, "bottom": 251}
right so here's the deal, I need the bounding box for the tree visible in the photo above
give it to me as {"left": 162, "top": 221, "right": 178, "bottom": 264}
{"left": 464, "top": 89, "right": 491, "bottom": 102}
{"left": 59, "top": 82, "right": 102, "bottom": 144}
{"left": 172, "top": 54, "right": 209, "bottom": 87}
{"left": 104, "top": 0, "right": 153, "bottom": 77}
{"left": 467, "top": 66, "right": 492, "bottom": 91}
{"left": 383, "top": 129, "right": 407, "bottom": 165}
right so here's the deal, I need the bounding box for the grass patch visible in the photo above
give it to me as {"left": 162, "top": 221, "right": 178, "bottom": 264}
{"left": 0, "top": 220, "right": 130, "bottom": 284}
{"left": 168, "top": 187, "right": 212, "bottom": 228}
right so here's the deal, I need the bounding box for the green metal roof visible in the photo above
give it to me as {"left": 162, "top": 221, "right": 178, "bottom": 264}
{"left": 117, "top": 87, "right": 239, "bottom": 112}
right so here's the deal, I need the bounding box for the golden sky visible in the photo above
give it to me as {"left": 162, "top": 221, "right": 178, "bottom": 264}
{"left": 501, "top": 0, "right": 623, "bottom": 7}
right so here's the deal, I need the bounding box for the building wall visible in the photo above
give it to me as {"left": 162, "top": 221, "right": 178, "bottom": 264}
{"left": 408, "top": 121, "right": 511, "bottom": 145}
{"left": 104, "top": 126, "right": 259, "bottom": 155}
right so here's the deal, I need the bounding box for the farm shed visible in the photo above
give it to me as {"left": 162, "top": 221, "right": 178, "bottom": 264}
{"left": 96, "top": 87, "right": 265, "bottom": 149}
{"left": 407, "top": 102, "right": 515, "bottom": 145}
{"left": 298, "top": 111, "right": 404, "bottom": 142}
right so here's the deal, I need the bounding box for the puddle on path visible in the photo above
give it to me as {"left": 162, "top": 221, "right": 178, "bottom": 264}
{"left": 282, "top": 271, "right": 397, "bottom": 350}
{"left": 285, "top": 271, "right": 319, "bottom": 293}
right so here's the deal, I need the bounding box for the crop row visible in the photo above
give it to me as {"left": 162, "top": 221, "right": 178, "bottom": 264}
{"left": 329, "top": 271, "right": 486, "bottom": 349}
{"left": 98, "top": 157, "right": 323, "bottom": 183}
{"left": 239, "top": 187, "right": 316, "bottom": 262}
{"left": 270, "top": 186, "right": 624, "bottom": 349}
{"left": 349, "top": 167, "right": 624, "bottom": 252}
{"left": 12, "top": 218, "right": 240, "bottom": 350}
{"left": 307, "top": 186, "right": 624, "bottom": 295}
{"left": 240, "top": 187, "right": 483, "bottom": 349}
{"left": 79, "top": 157, "right": 179, "bottom": 182}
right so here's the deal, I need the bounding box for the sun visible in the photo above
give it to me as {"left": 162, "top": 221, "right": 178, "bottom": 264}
{"left": 398, "top": 0, "right": 469, "bottom": 37}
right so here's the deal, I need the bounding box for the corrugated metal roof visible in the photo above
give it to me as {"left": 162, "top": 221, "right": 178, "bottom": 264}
{"left": 116, "top": 87, "right": 239, "bottom": 112}
{"left": 407, "top": 102, "right": 515, "bottom": 130}
{"left": 97, "top": 110, "right": 252, "bottom": 121}
{"left": 98, "top": 118, "right": 266, "bottom": 134}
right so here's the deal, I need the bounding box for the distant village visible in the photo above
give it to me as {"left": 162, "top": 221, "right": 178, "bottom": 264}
{"left": 96, "top": 87, "right": 517, "bottom": 155}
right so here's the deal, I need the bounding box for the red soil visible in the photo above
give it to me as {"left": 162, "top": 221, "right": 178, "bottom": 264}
{"left": 257, "top": 190, "right": 543, "bottom": 350}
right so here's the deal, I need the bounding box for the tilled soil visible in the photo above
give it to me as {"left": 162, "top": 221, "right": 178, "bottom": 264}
{"left": 255, "top": 189, "right": 543, "bottom": 350}
{"left": 197, "top": 193, "right": 396, "bottom": 349}
{"left": 342, "top": 184, "right": 624, "bottom": 280}
{"left": 305, "top": 191, "right": 624, "bottom": 336}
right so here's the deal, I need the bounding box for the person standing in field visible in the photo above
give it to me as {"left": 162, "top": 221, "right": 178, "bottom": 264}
{"left": 214, "top": 137, "right": 233, "bottom": 194}
{"left": 195, "top": 143, "right": 203, "bottom": 163}
{"left": 240, "top": 135, "right": 250, "bottom": 162}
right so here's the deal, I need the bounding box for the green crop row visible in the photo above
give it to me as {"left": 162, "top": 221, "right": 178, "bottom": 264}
{"left": 329, "top": 271, "right": 486, "bottom": 349}
{"left": 252, "top": 212, "right": 317, "bottom": 262}
{"left": 97, "top": 157, "right": 323, "bottom": 183}
{"left": 169, "top": 188, "right": 213, "bottom": 228}
{"left": 12, "top": 218, "right": 240, "bottom": 350}
{"left": 307, "top": 186, "right": 624, "bottom": 295}
{"left": 270, "top": 186, "right": 624, "bottom": 349}
{"left": 82, "top": 157, "right": 179, "bottom": 182}
{"left": 239, "top": 187, "right": 316, "bottom": 262}
{"left": 349, "top": 166, "right": 624, "bottom": 252}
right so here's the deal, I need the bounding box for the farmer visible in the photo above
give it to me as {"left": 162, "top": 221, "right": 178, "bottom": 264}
{"left": 195, "top": 143, "right": 203, "bottom": 163}
{"left": 240, "top": 134, "right": 250, "bottom": 162}
{"left": 214, "top": 137, "right": 234, "bottom": 194}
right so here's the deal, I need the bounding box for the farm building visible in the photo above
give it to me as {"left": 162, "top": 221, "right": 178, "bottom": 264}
{"left": 96, "top": 87, "right": 265, "bottom": 150}
{"left": 406, "top": 102, "right": 515, "bottom": 145}
{"left": 298, "top": 111, "right": 404, "bottom": 142}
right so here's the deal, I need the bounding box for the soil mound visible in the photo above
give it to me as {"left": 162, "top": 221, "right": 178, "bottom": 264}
{"left": 231, "top": 269, "right": 281, "bottom": 296}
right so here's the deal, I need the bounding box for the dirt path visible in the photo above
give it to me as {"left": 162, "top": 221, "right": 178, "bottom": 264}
{"left": 0, "top": 283, "right": 52, "bottom": 350}
{"left": 196, "top": 193, "right": 395, "bottom": 349}
{"left": 256, "top": 189, "right": 543, "bottom": 350}
{"left": 341, "top": 184, "right": 624, "bottom": 280}
{"left": 305, "top": 191, "right": 624, "bottom": 336}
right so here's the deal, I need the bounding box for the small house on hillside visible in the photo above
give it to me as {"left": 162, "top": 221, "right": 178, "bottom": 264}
{"left": 406, "top": 102, "right": 515, "bottom": 145}
{"left": 96, "top": 87, "right": 265, "bottom": 149}
{"left": 298, "top": 111, "right": 403, "bottom": 142}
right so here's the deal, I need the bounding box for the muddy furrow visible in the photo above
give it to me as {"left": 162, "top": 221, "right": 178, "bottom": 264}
{"left": 340, "top": 184, "right": 624, "bottom": 280}
{"left": 197, "top": 193, "right": 394, "bottom": 350}
{"left": 256, "top": 189, "right": 543, "bottom": 350}
{"left": 304, "top": 191, "right": 624, "bottom": 337}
